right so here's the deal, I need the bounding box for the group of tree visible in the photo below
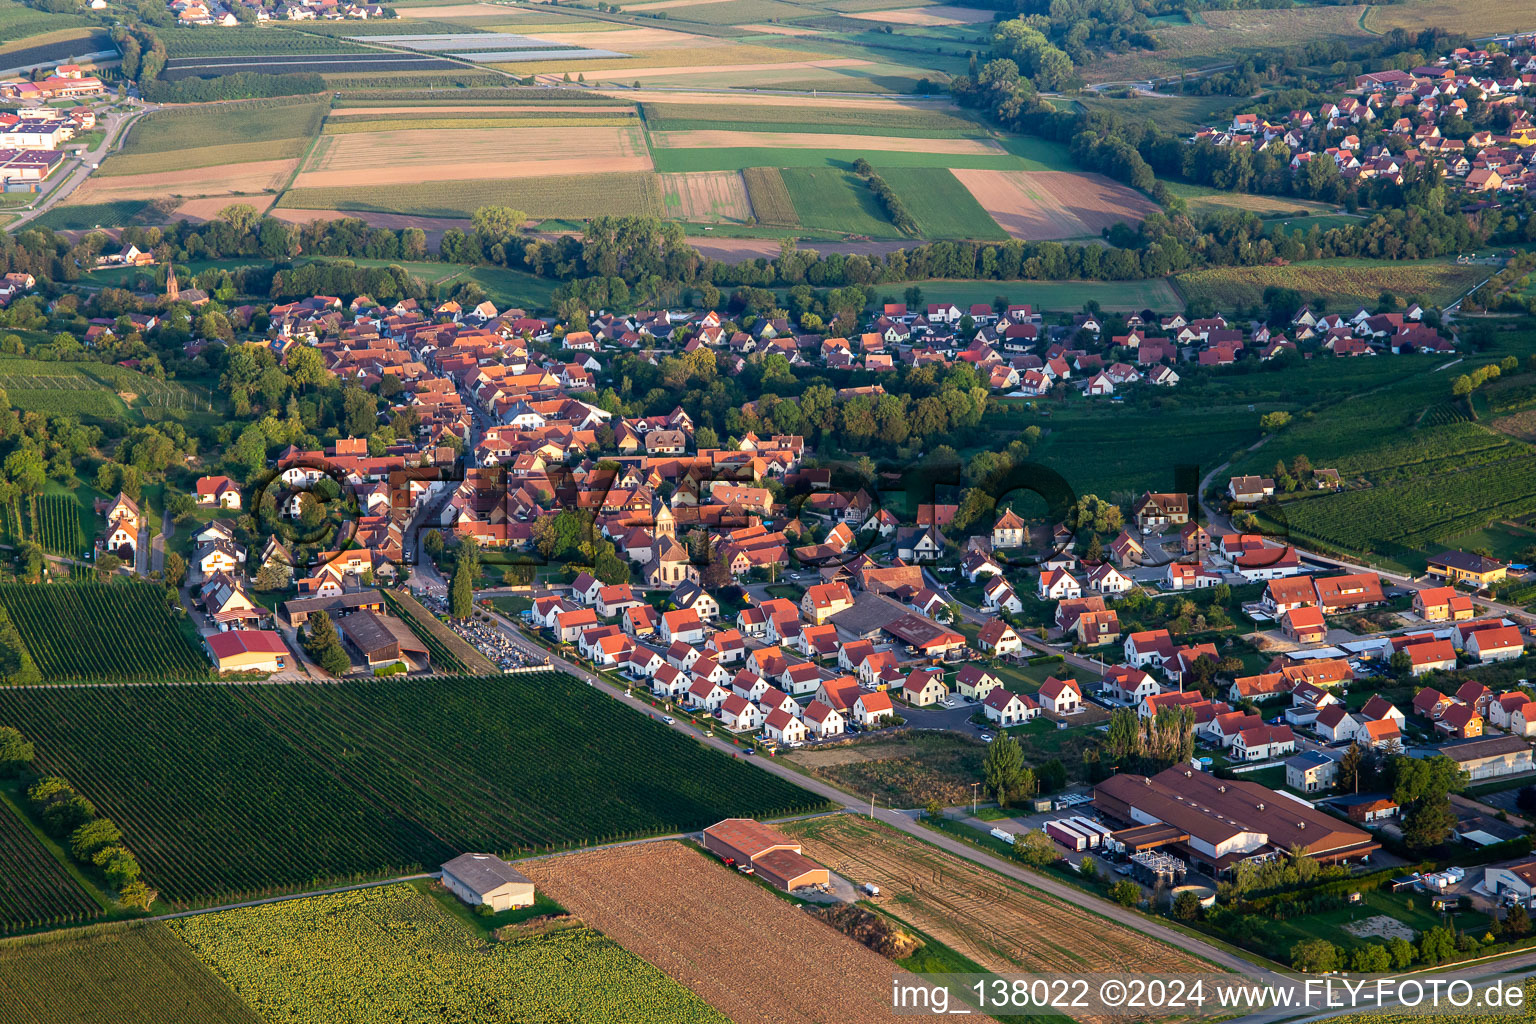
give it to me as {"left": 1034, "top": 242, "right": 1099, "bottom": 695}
{"left": 851, "top": 160, "right": 918, "bottom": 236}
{"left": 27, "top": 773, "right": 154, "bottom": 910}
{"left": 1099, "top": 707, "right": 1195, "bottom": 773}
{"left": 303, "top": 610, "right": 351, "bottom": 676}
{"left": 450, "top": 537, "right": 481, "bottom": 619}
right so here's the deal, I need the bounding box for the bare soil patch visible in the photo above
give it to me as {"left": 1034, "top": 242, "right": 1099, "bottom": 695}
{"left": 653, "top": 129, "right": 1001, "bottom": 154}
{"left": 172, "top": 195, "right": 276, "bottom": 221}
{"left": 70, "top": 159, "right": 298, "bottom": 201}
{"left": 952, "top": 168, "right": 1156, "bottom": 239}
{"left": 847, "top": 4, "right": 993, "bottom": 24}
{"left": 1343, "top": 915, "right": 1416, "bottom": 942}
{"left": 523, "top": 840, "right": 913, "bottom": 1024}
{"left": 659, "top": 171, "right": 752, "bottom": 223}
{"left": 293, "top": 126, "right": 650, "bottom": 188}
{"left": 787, "top": 733, "right": 987, "bottom": 807}
{"left": 395, "top": 2, "right": 508, "bottom": 16}
{"left": 1491, "top": 410, "right": 1536, "bottom": 443}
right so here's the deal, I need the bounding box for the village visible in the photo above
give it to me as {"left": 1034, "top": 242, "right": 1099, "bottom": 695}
{"left": 36, "top": 262, "right": 1534, "bottom": 973}
{"left": 1192, "top": 34, "right": 1536, "bottom": 200}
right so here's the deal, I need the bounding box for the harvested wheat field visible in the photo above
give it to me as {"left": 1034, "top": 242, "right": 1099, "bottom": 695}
{"left": 783, "top": 816, "right": 1212, "bottom": 994}
{"left": 847, "top": 4, "right": 994, "bottom": 25}
{"left": 70, "top": 160, "right": 298, "bottom": 201}
{"left": 653, "top": 130, "right": 1001, "bottom": 154}
{"left": 598, "top": 89, "right": 957, "bottom": 112}
{"left": 559, "top": 57, "right": 870, "bottom": 81}
{"left": 660, "top": 171, "right": 753, "bottom": 223}
{"left": 741, "top": 22, "right": 820, "bottom": 34}
{"left": 172, "top": 195, "right": 276, "bottom": 221}
{"left": 523, "top": 840, "right": 913, "bottom": 1024}
{"left": 395, "top": 2, "right": 507, "bottom": 16}
{"left": 952, "top": 169, "right": 1156, "bottom": 239}
{"left": 293, "top": 126, "right": 650, "bottom": 188}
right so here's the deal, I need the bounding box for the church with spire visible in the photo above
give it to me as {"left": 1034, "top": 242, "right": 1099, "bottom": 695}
{"left": 163, "top": 265, "right": 210, "bottom": 307}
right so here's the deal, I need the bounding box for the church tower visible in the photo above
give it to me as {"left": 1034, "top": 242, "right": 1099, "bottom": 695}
{"left": 165, "top": 266, "right": 180, "bottom": 302}
{"left": 651, "top": 493, "right": 675, "bottom": 540}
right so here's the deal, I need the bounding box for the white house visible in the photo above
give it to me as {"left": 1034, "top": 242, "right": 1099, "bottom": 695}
{"left": 719, "top": 694, "right": 762, "bottom": 732}
{"left": 763, "top": 707, "right": 807, "bottom": 745}
{"left": 852, "top": 691, "right": 896, "bottom": 728}
{"left": 902, "top": 669, "right": 948, "bottom": 707}
{"left": 1036, "top": 676, "right": 1081, "bottom": 714}
{"left": 803, "top": 700, "right": 845, "bottom": 738}
{"left": 982, "top": 689, "right": 1038, "bottom": 726}
{"left": 1038, "top": 569, "right": 1082, "bottom": 601}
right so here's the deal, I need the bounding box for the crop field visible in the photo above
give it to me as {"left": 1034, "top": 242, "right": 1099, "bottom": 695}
{"left": 651, "top": 129, "right": 1002, "bottom": 155}
{"left": 1364, "top": 0, "right": 1536, "bottom": 34}
{"left": 0, "top": 922, "right": 263, "bottom": 1024}
{"left": 1083, "top": 5, "right": 1373, "bottom": 83}
{"left": 159, "top": 26, "right": 377, "bottom": 56}
{"left": 1164, "top": 181, "right": 1344, "bottom": 219}
{"left": 0, "top": 675, "right": 826, "bottom": 904}
{"left": 951, "top": 169, "right": 1157, "bottom": 239}
{"left": 1075, "top": 94, "right": 1238, "bottom": 136}
{"left": 0, "top": 29, "right": 112, "bottom": 70}
{"left": 170, "top": 884, "right": 725, "bottom": 1024}
{"left": 879, "top": 166, "right": 1007, "bottom": 240}
{"left": 741, "top": 166, "right": 799, "bottom": 227}
{"left": 161, "top": 52, "right": 463, "bottom": 79}
{"left": 659, "top": 171, "right": 753, "bottom": 224}
{"left": 27, "top": 493, "right": 83, "bottom": 556}
{"left": 71, "top": 160, "right": 299, "bottom": 203}
{"left": 890, "top": 277, "right": 1182, "bottom": 312}
{"left": 844, "top": 3, "right": 993, "bottom": 24}
{"left": 0, "top": 800, "right": 101, "bottom": 934}
{"left": 0, "top": 584, "right": 208, "bottom": 683}
{"left": 524, "top": 840, "right": 912, "bottom": 1024}
{"left": 32, "top": 201, "right": 166, "bottom": 232}
{"left": 102, "top": 100, "right": 326, "bottom": 177}
{"left": 0, "top": 361, "right": 206, "bottom": 416}
{"left": 321, "top": 114, "right": 638, "bottom": 133}
{"left": 292, "top": 125, "right": 652, "bottom": 188}
{"left": 1174, "top": 260, "right": 1484, "bottom": 310}
{"left": 641, "top": 100, "right": 975, "bottom": 132}
{"left": 785, "top": 816, "right": 1212, "bottom": 979}
{"left": 279, "top": 170, "right": 664, "bottom": 219}
{"left": 489, "top": 42, "right": 845, "bottom": 75}
{"left": 781, "top": 166, "right": 896, "bottom": 236}
{"left": 0, "top": 0, "right": 92, "bottom": 47}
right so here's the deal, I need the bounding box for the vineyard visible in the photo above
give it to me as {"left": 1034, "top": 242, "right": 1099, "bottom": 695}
{"left": 0, "top": 799, "right": 101, "bottom": 934}
{"left": 0, "top": 362, "right": 209, "bottom": 417}
{"left": 0, "top": 584, "right": 209, "bottom": 683}
{"left": 0, "top": 921, "right": 263, "bottom": 1024}
{"left": 0, "top": 494, "right": 87, "bottom": 555}
{"left": 170, "top": 884, "right": 728, "bottom": 1024}
{"left": 0, "top": 675, "right": 828, "bottom": 904}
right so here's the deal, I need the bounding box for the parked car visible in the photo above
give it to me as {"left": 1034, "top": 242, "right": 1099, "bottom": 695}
{"left": 662, "top": 715, "right": 675, "bottom": 724}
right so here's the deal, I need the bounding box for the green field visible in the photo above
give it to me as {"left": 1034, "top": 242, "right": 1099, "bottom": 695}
{"left": 1077, "top": 94, "right": 1240, "bottom": 136}
{"left": 322, "top": 114, "right": 640, "bottom": 134}
{"left": 641, "top": 101, "right": 979, "bottom": 133}
{"left": 650, "top": 147, "right": 1031, "bottom": 174}
{"left": 31, "top": 201, "right": 165, "bottom": 232}
{"left": 0, "top": 922, "right": 263, "bottom": 1024}
{"left": 0, "top": 674, "right": 827, "bottom": 905}
{"left": 1175, "top": 259, "right": 1484, "bottom": 310}
{"left": 879, "top": 166, "right": 1007, "bottom": 241}
{"left": 0, "top": 584, "right": 209, "bottom": 683}
{"left": 0, "top": 0, "right": 92, "bottom": 45}
{"left": 780, "top": 166, "right": 896, "bottom": 236}
{"left": 102, "top": 100, "right": 327, "bottom": 177}
{"left": 874, "top": 277, "right": 1182, "bottom": 312}
{"left": 278, "top": 171, "right": 664, "bottom": 219}
{"left": 171, "top": 884, "right": 728, "bottom": 1024}
{"left": 0, "top": 359, "right": 206, "bottom": 419}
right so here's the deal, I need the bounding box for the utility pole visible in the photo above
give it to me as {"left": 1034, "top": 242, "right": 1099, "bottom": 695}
{"left": 869, "top": 793, "right": 875, "bottom": 817}
{"left": 971, "top": 782, "right": 979, "bottom": 817}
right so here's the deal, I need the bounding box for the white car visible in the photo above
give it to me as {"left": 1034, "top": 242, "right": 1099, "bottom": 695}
{"left": 662, "top": 716, "right": 675, "bottom": 725}
{"left": 980, "top": 733, "right": 993, "bottom": 743}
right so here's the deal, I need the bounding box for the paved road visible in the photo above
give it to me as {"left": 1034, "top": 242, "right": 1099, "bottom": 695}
{"left": 8, "top": 104, "right": 154, "bottom": 232}
{"left": 479, "top": 601, "right": 1264, "bottom": 977}
{"left": 151, "top": 507, "right": 173, "bottom": 574}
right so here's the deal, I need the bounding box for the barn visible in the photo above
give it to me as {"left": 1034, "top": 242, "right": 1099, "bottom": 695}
{"left": 702, "top": 818, "right": 829, "bottom": 891}
{"left": 441, "top": 852, "right": 535, "bottom": 912}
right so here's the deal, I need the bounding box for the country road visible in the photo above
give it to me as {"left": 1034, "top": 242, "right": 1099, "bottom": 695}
{"left": 476, "top": 601, "right": 1266, "bottom": 978}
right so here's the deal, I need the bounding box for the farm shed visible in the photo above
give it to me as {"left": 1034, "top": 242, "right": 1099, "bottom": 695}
{"left": 441, "top": 853, "right": 535, "bottom": 912}
{"left": 338, "top": 609, "right": 430, "bottom": 668}
{"left": 204, "top": 630, "right": 289, "bottom": 674}
{"left": 279, "top": 589, "right": 385, "bottom": 628}
{"left": 752, "top": 848, "right": 829, "bottom": 892}
{"left": 703, "top": 818, "right": 829, "bottom": 891}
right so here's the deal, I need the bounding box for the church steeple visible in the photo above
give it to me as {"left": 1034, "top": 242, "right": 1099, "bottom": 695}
{"left": 165, "top": 266, "right": 179, "bottom": 302}
{"left": 651, "top": 492, "right": 675, "bottom": 539}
